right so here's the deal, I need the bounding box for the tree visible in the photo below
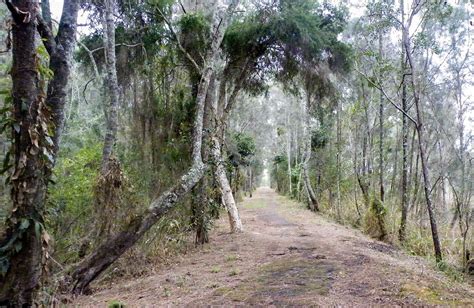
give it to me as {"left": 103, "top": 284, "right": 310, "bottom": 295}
{"left": 100, "top": 0, "right": 120, "bottom": 170}
{"left": 398, "top": 0, "right": 409, "bottom": 243}
{"left": 70, "top": 0, "right": 242, "bottom": 293}
{"left": 0, "top": 0, "right": 79, "bottom": 304}
{"left": 402, "top": 0, "right": 442, "bottom": 262}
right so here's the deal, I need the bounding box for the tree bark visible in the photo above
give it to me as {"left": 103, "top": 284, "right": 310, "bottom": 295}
{"left": 378, "top": 29, "right": 385, "bottom": 203}
{"left": 249, "top": 167, "right": 253, "bottom": 198}
{"left": 286, "top": 116, "right": 292, "bottom": 196}
{"left": 0, "top": 0, "right": 79, "bottom": 304}
{"left": 302, "top": 92, "right": 319, "bottom": 211}
{"left": 336, "top": 93, "right": 342, "bottom": 219}
{"left": 210, "top": 77, "right": 243, "bottom": 233}
{"left": 210, "top": 136, "right": 243, "bottom": 232}
{"left": 399, "top": 0, "right": 409, "bottom": 243}
{"left": 101, "top": 0, "right": 120, "bottom": 170}
{"left": 209, "top": 58, "right": 251, "bottom": 233}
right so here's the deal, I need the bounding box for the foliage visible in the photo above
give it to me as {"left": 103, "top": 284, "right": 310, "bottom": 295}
{"left": 47, "top": 144, "right": 101, "bottom": 262}
{"left": 227, "top": 132, "right": 256, "bottom": 167}
{"left": 223, "top": 0, "right": 352, "bottom": 96}
{"left": 311, "top": 127, "right": 330, "bottom": 149}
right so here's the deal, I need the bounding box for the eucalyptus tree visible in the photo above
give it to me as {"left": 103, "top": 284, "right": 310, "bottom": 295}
{"left": 443, "top": 2, "right": 473, "bottom": 268}
{"left": 100, "top": 0, "right": 120, "bottom": 170}
{"left": 398, "top": 0, "right": 409, "bottom": 242}
{"left": 400, "top": 0, "right": 449, "bottom": 263}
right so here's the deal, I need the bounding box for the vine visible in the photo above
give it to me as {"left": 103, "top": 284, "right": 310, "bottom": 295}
{"left": 0, "top": 43, "right": 55, "bottom": 277}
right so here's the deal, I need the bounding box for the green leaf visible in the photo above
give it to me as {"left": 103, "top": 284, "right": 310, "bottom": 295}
{"left": 19, "top": 218, "right": 30, "bottom": 230}
{"left": 35, "top": 221, "right": 42, "bottom": 239}
{"left": 0, "top": 106, "right": 10, "bottom": 114}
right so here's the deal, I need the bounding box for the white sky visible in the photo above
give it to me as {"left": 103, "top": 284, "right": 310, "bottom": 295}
{"left": 50, "top": 0, "right": 89, "bottom": 26}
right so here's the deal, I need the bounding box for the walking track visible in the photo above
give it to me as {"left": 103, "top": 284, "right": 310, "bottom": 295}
{"left": 74, "top": 187, "right": 474, "bottom": 307}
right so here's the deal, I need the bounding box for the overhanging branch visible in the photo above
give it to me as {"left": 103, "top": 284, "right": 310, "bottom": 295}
{"left": 355, "top": 67, "right": 418, "bottom": 126}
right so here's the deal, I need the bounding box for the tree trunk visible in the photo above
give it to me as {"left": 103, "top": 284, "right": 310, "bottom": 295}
{"left": 0, "top": 2, "right": 43, "bottom": 304}
{"left": 249, "top": 167, "right": 253, "bottom": 197}
{"left": 336, "top": 93, "right": 342, "bottom": 219}
{"left": 192, "top": 73, "right": 216, "bottom": 244}
{"left": 378, "top": 29, "right": 385, "bottom": 203}
{"left": 302, "top": 93, "right": 319, "bottom": 211}
{"left": 101, "top": 0, "right": 120, "bottom": 170}
{"left": 211, "top": 74, "right": 243, "bottom": 232}
{"left": 399, "top": 0, "right": 409, "bottom": 243}
{"left": 286, "top": 116, "right": 292, "bottom": 196}
{"left": 0, "top": 0, "right": 79, "bottom": 304}
{"left": 210, "top": 137, "right": 243, "bottom": 232}
{"left": 403, "top": 24, "right": 442, "bottom": 262}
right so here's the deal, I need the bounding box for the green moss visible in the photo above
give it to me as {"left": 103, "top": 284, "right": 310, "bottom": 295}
{"left": 400, "top": 283, "right": 473, "bottom": 305}
{"left": 243, "top": 199, "right": 266, "bottom": 209}
{"left": 211, "top": 266, "right": 221, "bottom": 273}
{"left": 225, "top": 254, "right": 240, "bottom": 262}
{"left": 213, "top": 257, "right": 336, "bottom": 304}
{"left": 108, "top": 300, "right": 126, "bottom": 308}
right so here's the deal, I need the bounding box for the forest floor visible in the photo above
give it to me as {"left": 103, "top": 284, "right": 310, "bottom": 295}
{"left": 74, "top": 187, "right": 474, "bottom": 307}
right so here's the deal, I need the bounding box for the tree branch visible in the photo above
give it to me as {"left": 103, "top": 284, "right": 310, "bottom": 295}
{"left": 355, "top": 66, "right": 418, "bottom": 126}
{"left": 155, "top": 6, "right": 202, "bottom": 74}
{"left": 36, "top": 14, "right": 57, "bottom": 55}
{"left": 89, "top": 42, "right": 143, "bottom": 54}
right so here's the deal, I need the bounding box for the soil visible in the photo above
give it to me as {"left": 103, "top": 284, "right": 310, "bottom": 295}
{"left": 73, "top": 187, "right": 474, "bottom": 307}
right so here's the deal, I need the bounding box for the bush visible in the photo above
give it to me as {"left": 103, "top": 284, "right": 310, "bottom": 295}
{"left": 363, "top": 197, "right": 387, "bottom": 241}
{"left": 47, "top": 143, "right": 101, "bottom": 263}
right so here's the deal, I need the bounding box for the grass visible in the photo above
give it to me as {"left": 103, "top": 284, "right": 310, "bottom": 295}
{"left": 108, "top": 300, "right": 126, "bottom": 308}
{"left": 399, "top": 281, "right": 472, "bottom": 305}
{"left": 242, "top": 199, "right": 267, "bottom": 209}
{"left": 211, "top": 266, "right": 221, "bottom": 273}
{"left": 213, "top": 257, "right": 336, "bottom": 304}
{"left": 229, "top": 268, "right": 241, "bottom": 276}
{"left": 225, "top": 254, "right": 240, "bottom": 262}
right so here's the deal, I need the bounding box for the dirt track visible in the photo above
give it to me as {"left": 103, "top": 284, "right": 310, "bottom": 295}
{"left": 74, "top": 187, "right": 474, "bottom": 307}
